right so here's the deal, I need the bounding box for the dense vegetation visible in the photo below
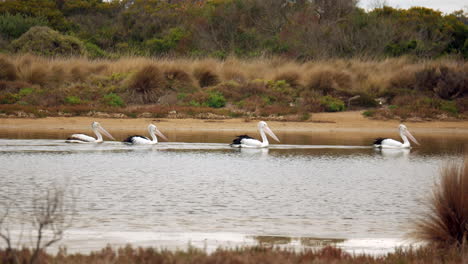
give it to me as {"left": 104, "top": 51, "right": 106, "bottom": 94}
{"left": 0, "top": 245, "right": 466, "bottom": 264}
{"left": 0, "top": 0, "right": 466, "bottom": 119}
{"left": 0, "top": 0, "right": 467, "bottom": 59}
{"left": 0, "top": 55, "right": 466, "bottom": 119}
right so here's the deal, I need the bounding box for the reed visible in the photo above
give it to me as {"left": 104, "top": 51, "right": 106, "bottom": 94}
{"left": 411, "top": 159, "right": 468, "bottom": 248}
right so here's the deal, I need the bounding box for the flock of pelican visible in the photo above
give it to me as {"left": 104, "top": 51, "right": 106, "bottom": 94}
{"left": 66, "top": 121, "right": 420, "bottom": 149}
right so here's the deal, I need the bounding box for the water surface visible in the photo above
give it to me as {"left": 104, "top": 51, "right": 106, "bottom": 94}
{"left": 0, "top": 131, "right": 466, "bottom": 254}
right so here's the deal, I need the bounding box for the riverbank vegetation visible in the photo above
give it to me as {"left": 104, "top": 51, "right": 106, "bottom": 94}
{"left": 0, "top": 0, "right": 467, "bottom": 120}
{"left": 0, "top": 55, "right": 466, "bottom": 120}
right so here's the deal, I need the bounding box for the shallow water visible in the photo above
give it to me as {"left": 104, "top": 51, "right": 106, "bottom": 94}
{"left": 0, "top": 131, "right": 467, "bottom": 254}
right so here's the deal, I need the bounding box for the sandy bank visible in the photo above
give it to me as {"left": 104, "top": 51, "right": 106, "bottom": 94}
{"left": 1, "top": 111, "right": 467, "bottom": 134}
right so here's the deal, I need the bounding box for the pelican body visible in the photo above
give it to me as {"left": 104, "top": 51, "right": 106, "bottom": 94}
{"left": 230, "top": 121, "right": 280, "bottom": 148}
{"left": 373, "top": 124, "right": 420, "bottom": 149}
{"left": 66, "top": 122, "right": 115, "bottom": 143}
{"left": 123, "top": 124, "right": 168, "bottom": 145}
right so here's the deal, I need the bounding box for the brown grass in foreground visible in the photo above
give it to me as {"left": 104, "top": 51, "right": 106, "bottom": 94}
{"left": 412, "top": 159, "right": 468, "bottom": 248}
{"left": 0, "top": 245, "right": 466, "bottom": 264}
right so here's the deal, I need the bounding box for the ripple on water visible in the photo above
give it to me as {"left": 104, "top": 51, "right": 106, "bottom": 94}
{"left": 0, "top": 136, "right": 465, "bottom": 253}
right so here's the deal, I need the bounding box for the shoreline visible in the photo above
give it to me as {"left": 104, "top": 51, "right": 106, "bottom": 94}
{"left": 1, "top": 111, "right": 468, "bottom": 134}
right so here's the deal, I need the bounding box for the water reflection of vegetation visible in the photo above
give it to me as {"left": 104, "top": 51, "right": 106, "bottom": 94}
{"left": 252, "top": 236, "right": 346, "bottom": 247}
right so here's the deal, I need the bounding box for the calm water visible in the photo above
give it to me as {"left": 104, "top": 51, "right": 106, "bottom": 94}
{"left": 0, "top": 130, "right": 467, "bottom": 254}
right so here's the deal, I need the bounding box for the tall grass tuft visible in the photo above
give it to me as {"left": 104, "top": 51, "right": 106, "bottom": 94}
{"left": 193, "top": 65, "right": 220, "bottom": 88}
{"left": 412, "top": 159, "right": 468, "bottom": 248}
{"left": 0, "top": 56, "right": 17, "bottom": 81}
{"left": 127, "top": 65, "right": 166, "bottom": 104}
{"left": 305, "top": 68, "right": 352, "bottom": 95}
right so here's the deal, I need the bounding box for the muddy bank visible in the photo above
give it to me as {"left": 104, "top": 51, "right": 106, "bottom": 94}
{"left": 1, "top": 111, "right": 467, "bottom": 135}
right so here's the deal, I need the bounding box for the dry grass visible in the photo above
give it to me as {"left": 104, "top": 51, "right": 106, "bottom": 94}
{"left": 127, "top": 64, "right": 167, "bottom": 104}
{"left": 193, "top": 64, "right": 220, "bottom": 88}
{"left": 0, "top": 54, "right": 466, "bottom": 119}
{"left": 411, "top": 159, "right": 468, "bottom": 248}
{"left": 0, "top": 245, "right": 466, "bottom": 264}
{"left": 0, "top": 56, "right": 17, "bottom": 81}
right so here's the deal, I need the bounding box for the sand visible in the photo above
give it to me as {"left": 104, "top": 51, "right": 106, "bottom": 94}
{"left": 1, "top": 111, "right": 467, "bottom": 134}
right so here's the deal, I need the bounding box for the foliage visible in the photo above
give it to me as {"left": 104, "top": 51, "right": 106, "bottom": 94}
{"left": 0, "top": 13, "right": 47, "bottom": 39}
{"left": 320, "top": 96, "right": 346, "bottom": 112}
{"left": 205, "top": 91, "right": 226, "bottom": 108}
{"left": 64, "top": 96, "right": 82, "bottom": 105}
{"left": 0, "top": 0, "right": 465, "bottom": 59}
{"left": 102, "top": 93, "right": 124, "bottom": 107}
{"left": 10, "top": 26, "right": 85, "bottom": 56}
{"left": 84, "top": 42, "right": 107, "bottom": 59}
{"left": 145, "top": 27, "right": 190, "bottom": 55}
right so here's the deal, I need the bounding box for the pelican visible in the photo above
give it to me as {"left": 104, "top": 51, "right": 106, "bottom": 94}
{"left": 66, "top": 121, "right": 115, "bottom": 143}
{"left": 230, "top": 121, "right": 280, "bottom": 148}
{"left": 123, "top": 124, "right": 168, "bottom": 144}
{"left": 373, "top": 124, "right": 420, "bottom": 149}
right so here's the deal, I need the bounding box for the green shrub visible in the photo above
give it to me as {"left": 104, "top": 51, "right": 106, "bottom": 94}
{"left": 102, "top": 93, "right": 124, "bottom": 107}
{"left": 189, "top": 100, "right": 201, "bottom": 107}
{"left": 18, "top": 87, "right": 34, "bottom": 97}
{"left": 85, "top": 42, "right": 107, "bottom": 59}
{"left": 320, "top": 96, "right": 345, "bottom": 112}
{"left": 10, "top": 26, "right": 85, "bottom": 56}
{"left": 206, "top": 91, "right": 226, "bottom": 108}
{"left": 145, "top": 27, "right": 189, "bottom": 55}
{"left": 0, "top": 93, "right": 19, "bottom": 104}
{"left": 0, "top": 13, "right": 47, "bottom": 39}
{"left": 362, "top": 110, "right": 375, "bottom": 117}
{"left": 177, "top": 93, "right": 187, "bottom": 100}
{"left": 64, "top": 96, "right": 82, "bottom": 105}
{"left": 384, "top": 40, "right": 418, "bottom": 57}
{"left": 300, "top": 112, "right": 311, "bottom": 121}
{"left": 440, "top": 100, "right": 458, "bottom": 115}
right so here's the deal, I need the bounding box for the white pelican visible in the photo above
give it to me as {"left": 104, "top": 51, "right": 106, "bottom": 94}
{"left": 123, "top": 124, "right": 168, "bottom": 144}
{"left": 66, "top": 122, "right": 115, "bottom": 143}
{"left": 373, "top": 124, "right": 420, "bottom": 149}
{"left": 230, "top": 121, "right": 280, "bottom": 148}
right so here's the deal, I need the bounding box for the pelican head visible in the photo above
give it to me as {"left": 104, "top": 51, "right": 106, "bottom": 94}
{"left": 399, "top": 124, "right": 419, "bottom": 145}
{"left": 148, "top": 124, "right": 168, "bottom": 141}
{"left": 92, "top": 122, "right": 115, "bottom": 140}
{"left": 258, "top": 121, "right": 280, "bottom": 142}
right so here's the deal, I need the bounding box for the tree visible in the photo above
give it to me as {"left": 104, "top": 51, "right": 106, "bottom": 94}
{"left": 0, "top": 183, "right": 76, "bottom": 264}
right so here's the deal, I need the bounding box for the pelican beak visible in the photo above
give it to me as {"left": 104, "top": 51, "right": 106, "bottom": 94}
{"left": 155, "top": 128, "right": 168, "bottom": 141}
{"left": 264, "top": 126, "right": 280, "bottom": 142}
{"left": 406, "top": 130, "right": 420, "bottom": 145}
{"left": 98, "top": 125, "right": 115, "bottom": 140}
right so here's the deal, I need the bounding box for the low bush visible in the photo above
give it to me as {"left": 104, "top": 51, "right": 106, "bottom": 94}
{"left": 102, "top": 93, "right": 124, "bottom": 107}
{"left": 64, "top": 96, "right": 82, "bottom": 105}
{"left": 0, "top": 13, "right": 47, "bottom": 39}
{"left": 10, "top": 26, "right": 85, "bottom": 56}
{"left": 320, "top": 96, "right": 346, "bottom": 112}
{"left": 414, "top": 65, "right": 467, "bottom": 100}
{"left": 205, "top": 91, "right": 226, "bottom": 108}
